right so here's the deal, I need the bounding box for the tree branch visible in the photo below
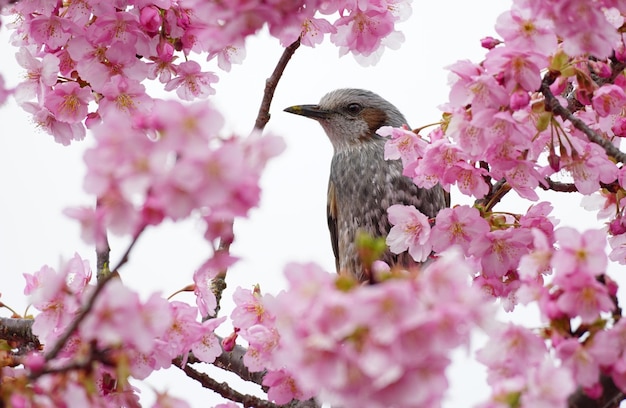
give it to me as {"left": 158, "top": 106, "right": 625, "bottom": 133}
{"left": 0, "top": 317, "right": 40, "bottom": 353}
{"left": 211, "top": 339, "right": 266, "bottom": 386}
{"left": 110, "top": 227, "right": 145, "bottom": 273}
{"left": 475, "top": 178, "right": 511, "bottom": 212}
{"left": 174, "top": 356, "right": 319, "bottom": 408}
{"left": 254, "top": 38, "right": 301, "bottom": 131}
{"left": 540, "top": 178, "right": 579, "bottom": 193}
{"left": 540, "top": 75, "right": 626, "bottom": 164}
{"left": 568, "top": 374, "right": 625, "bottom": 408}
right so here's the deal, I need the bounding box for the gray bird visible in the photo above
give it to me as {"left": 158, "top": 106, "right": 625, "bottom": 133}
{"left": 284, "top": 88, "right": 449, "bottom": 283}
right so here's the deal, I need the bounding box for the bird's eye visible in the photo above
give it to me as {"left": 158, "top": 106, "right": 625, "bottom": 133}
{"left": 345, "top": 103, "right": 363, "bottom": 116}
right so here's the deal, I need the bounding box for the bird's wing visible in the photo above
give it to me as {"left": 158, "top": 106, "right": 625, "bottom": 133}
{"left": 327, "top": 179, "right": 340, "bottom": 272}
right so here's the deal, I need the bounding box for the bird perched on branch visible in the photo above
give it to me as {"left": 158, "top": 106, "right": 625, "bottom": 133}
{"left": 285, "top": 88, "right": 449, "bottom": 283}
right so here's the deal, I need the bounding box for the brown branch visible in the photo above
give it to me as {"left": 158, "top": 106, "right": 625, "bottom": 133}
{"left": 211, "top": 338, "right": 265, "bottom": 385}
{"left": 0, "top": 317, "right": 40, "bottom": 353}
{"left": 540, "top": 76, "right": 626, "bottom": 164}
{"left": 174, "top": 356, "right": 319, "bottom": 408}
{"left": 540, "top": 178, "right": 579, "bottom": 193}
{"left": 110, "top": 227, "right": 145, "bottom": 272}
{"left": 568, "top": 374, "right": 625, "bottom": 408}
{"left": 254, "top": 38, "right": 301, "bottom": 131}
{"left": 96, "top": 239, "right": 111, "bottom": 283}
{"left": 209, "top": 38, "right": 302, "bottom": 318}
{"left": 475, "top": 178, "right": 511, "bottom": 212}
{"left": 174, "top": 357, "right": 275, "bottom": 408}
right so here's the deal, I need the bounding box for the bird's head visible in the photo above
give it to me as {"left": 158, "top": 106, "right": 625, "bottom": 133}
{"left": 284, "top": 88, "right": 408, "bottom": 152}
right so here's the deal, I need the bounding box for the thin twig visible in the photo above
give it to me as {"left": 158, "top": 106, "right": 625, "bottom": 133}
{"left": 110, "top": 227, "right": 145, "bottom": 272}
{"left": 254, "top": 38, "right": 301, "bottom": 131}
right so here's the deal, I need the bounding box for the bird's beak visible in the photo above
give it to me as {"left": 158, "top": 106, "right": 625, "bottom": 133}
{"left": 284, "top": 104, "right": 331, "bottom": 119}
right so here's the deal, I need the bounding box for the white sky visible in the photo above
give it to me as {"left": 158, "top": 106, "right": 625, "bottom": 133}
{"left": 1, "top": 0, "right": 613, "bottom": 406}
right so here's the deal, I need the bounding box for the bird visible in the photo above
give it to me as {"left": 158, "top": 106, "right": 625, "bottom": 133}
{"left": 284, "top": 88, "right": 449, "bottom": 283}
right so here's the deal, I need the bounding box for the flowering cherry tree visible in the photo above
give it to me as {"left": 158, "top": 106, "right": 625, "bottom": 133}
{"left": 2, "top": 0, "right": 626, "bottom": 407}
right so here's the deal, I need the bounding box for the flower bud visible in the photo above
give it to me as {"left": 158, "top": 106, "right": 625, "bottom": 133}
{"left": 480, "top": 36, "right": 501, "bottom": 50}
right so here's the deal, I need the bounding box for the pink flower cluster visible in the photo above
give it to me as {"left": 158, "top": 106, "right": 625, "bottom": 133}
{"left": 381, "top": 0, "right": 626, "bottom": 202}
{"left": 380, "top": 0, "right": 626, "bottom": 402}
{"left": 63, "top": 100, "right": 284, "bottom": 249}
{"left": 2, "top": 0, "right": 411, "bottom": 144}
{"left": 12, "top": 253, "right": 225, "bottom": 406}
{"left": 476, "top": 324, "right": 575, "bottom": 407}
{"left": 228, "top": 253, "right": 494, "bottom": 407}
{"left": 228, "top": 285, "right": 313, "bottom": 404}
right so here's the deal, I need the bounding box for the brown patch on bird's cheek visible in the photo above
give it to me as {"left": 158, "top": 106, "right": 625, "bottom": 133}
{"left": 360, "top": 107, "right": 388, "bottom": 139}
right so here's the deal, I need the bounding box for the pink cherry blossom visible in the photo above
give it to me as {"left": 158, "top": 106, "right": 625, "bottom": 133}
{"left": 380, "top": 125, "right": 427, "bottom": 169}
{"left": 518, "top": 228, "right": 554, "bottom": 281}
{"left": 592, "top": 84, "right": 626, "bottom": 117}
{"left": 99, "top": 75, "right": 154, "bottom": 117}
{"left": 469, "top": 227, "right": 532, "bottom": 278}
{"left": 28, "top": 15, "right": 74, "bottom": 50}
{"left": 609, "top": 233, "right": 626, "bottom": 264}
{"left": 43, "top": 81, "right": 92, "bottom": 123}
{"left": 193, "top": 252, "right": 237, "bottom": 317}
{"left": 231, "top": 286, "right": 273, "bottom": 330}
{"left": 208, "top": 42, "right": 247, "bottom": 72}
{"left": 266, "top": 252, "right": 493, "bottom": 408}
{"left": 494, "top": 7, "right": 557, "bottom": 56}
{"left": 331, "top": 8, "right": 396, "bottom": 58}
{"left": 14, "top": 48, "right": 60, "bottom": 103}
{"left": 483, "top": 47, "right": 544, "bottom": 92}
{"left": 80, "top": 279, "right": 173, "bottom": 354}
{"left": 386, "top": 204, "right": 432, "bottom": 262}
{"left": 191, "top": 316, "right": 227, "bottom": 363}
{"left": 477, "top": 323, "right": 547, "bottom": 384}
{"left": 22, "top": 102, "right": 86, "bottom": 145}
{"left": 164, "top": 60, "right": 218, "bottom": 100}
{"left": 442, "top": 161, "right": 490, "bottom": 198}
{"left": 555, "top": 277, "right": 614, "bottom": 323}
{"left": 520, "top": 358, "right": 575, "bottom": 407}
{"left": 560, "top": 142, "right": 617, "bottom": 195}
{"left": 147, "top": 41, "right": 178, "bottom": 83}
{"left": 299, "top": 18, "right": 336, "bottom": 48}
{"left": 242, "top": 324, "right": 280, "bottom": 372}
{"left": 431, "top": 205, "right": 490, "bottom": 254}
{"left": 551, "top": 227, "right": 608, "bottom": 278}
{"left": 263, "top": 369, "right": 313, "bottom": 405}
{"left": 556, "top": 338, "right": 602, "bottom": 388}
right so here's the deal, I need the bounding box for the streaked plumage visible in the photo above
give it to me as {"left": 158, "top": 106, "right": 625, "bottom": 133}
{"left": 285, "top": 89, "right": 449, "bottom": 283}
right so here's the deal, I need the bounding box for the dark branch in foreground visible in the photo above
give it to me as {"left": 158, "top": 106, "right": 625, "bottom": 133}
{"left": 211, "top": 340, "right": 265, "bottom": 385}
{"left": 0, "top": 317, "right": 40, "bottom": 354}
{"left": 541, "top": 178, "right": 578, "bottom": 193}
{"left": 475, "top": 178, "right": 510, "bottom": 212}
{"left": 568, "top": 374, "right": 625, "bottom": 408}
{"left": 174, "top": 356, "right": 319, "bottom": 408}
{"left": 540, "top": 75, "right": 626, "bottom": 164}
